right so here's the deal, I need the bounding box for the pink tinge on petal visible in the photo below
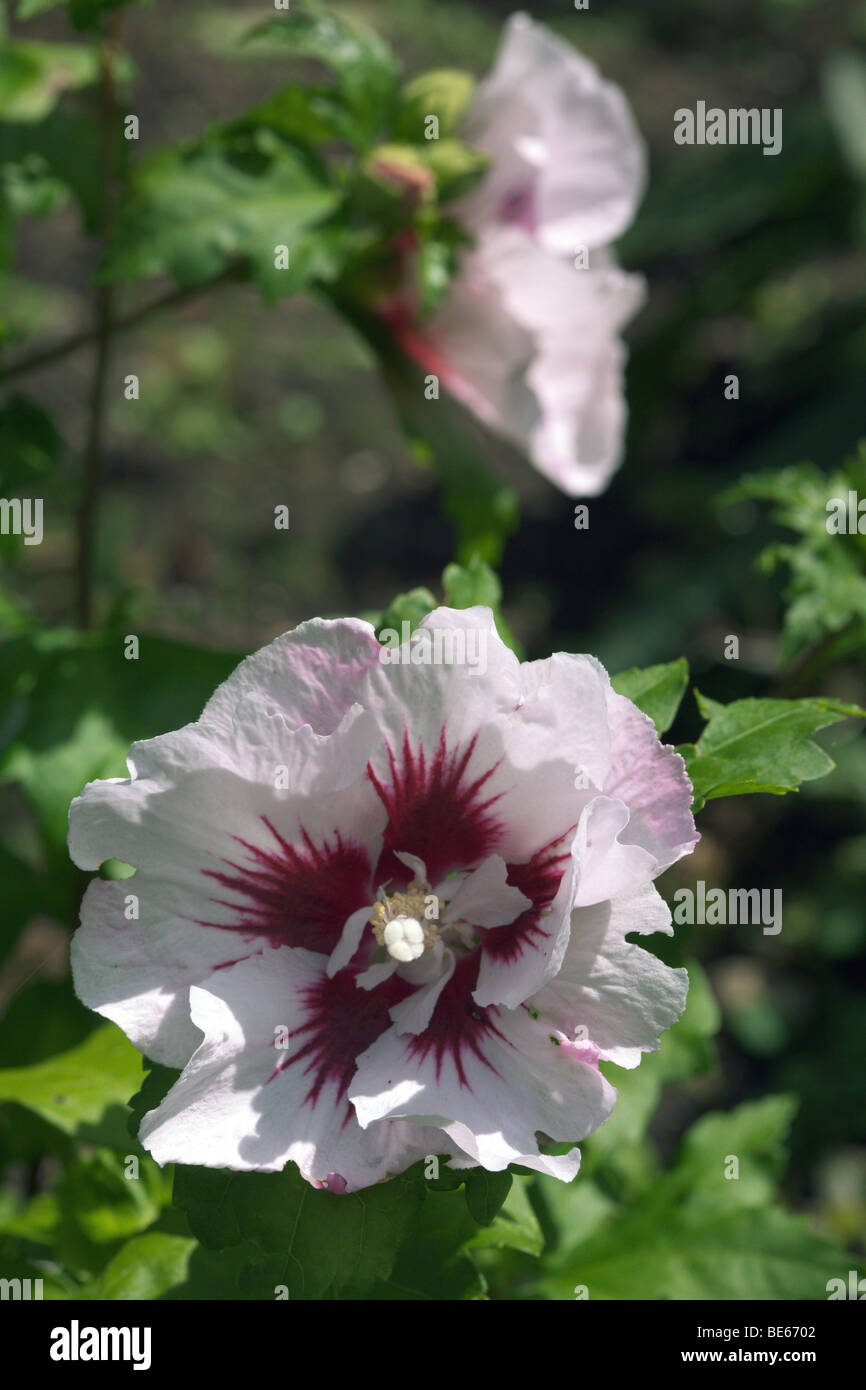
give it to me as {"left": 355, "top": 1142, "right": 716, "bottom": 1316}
{"left": 603, "top": 689, "right": 699, "bottom": 872}
{"left": 379, "top": 301, "right": 513, "bottom": 435}
{"left": 320, "top": 1172, "right": 348, "bottom": 1194}
{"left": 200, "top": 816, "right": 374, "bottom": 956}
{"left": 369, "top": 727, "right": 505, "bottom": 886}
{"left": 484, "top": 833, "right": 574, "bottom": 965}
{"left": 555, "top": 1032, "right": 602, "bottom": 1070}
{"left": 498, "top": 182, "right": 538, "bottom": 234}
{"left": 407, "top": 953, "right": 505, "bottom": 1089}
{"left": 288, "top": 968, "right": 411, "bottom": 1119}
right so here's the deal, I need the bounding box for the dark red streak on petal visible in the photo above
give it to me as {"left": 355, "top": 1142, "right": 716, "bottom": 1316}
{"left": 199, "top": 816, "right": 373, "bottom": 956}
{"left": 484, "top": 834, "right": 573, "bottom": 964}
{"left": 408, "top": 953, "right": 506, "bottom": 1089}
{"left": 288, "top": 970, "right": 411, "bottom": 1121}
{"left": 370, "top": 728, "right": 504, "bottom": 885}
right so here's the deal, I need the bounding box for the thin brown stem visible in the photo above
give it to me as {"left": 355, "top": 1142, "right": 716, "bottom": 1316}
{"left": 75, "top": 283, "right": 113, "bottom": 628}
{"left": 0, "top": 271, "right": 237, "bottom": 387}
{"left": 75, "top": 19, "right": 122, "bottom": 629}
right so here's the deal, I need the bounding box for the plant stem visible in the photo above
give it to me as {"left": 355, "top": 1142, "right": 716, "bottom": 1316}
{"left": 76, "top": 283, "right": 112, "bottom": 629}
{"left": 75, "top": 19, "right": 122, "bottom": 630}
{"left": 0, "top": 271, "right": 238, "bottom": 387}
{"left": 770, "top": 617, "right": 864, "bottom": 698}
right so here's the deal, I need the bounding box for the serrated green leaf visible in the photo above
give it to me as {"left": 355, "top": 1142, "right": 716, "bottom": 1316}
{"left": 672, "top": 1096, "right": 797, "bottom": 1214}
{"left": 233, "top": 82, "right": 355, "bottom": 149}
{"left": 611, "top": 658, "right": 689, "bottom": 736}
{"left": 101, "top": 144, "right": 340, "bottom": 300}
{"left": 0, "top": 1023, "right": 143, "bottom": 1145}
{"left": 680, "top": 693, "right": 866, "bottom": 810}
{"left": 173, "top": 1164, "right": 425, "bottom": 1299}
{"left": 354, "top": 1184, "right": 486, "bottom": 1300}
{"left": 541, "top": 1205, "right": 848, "bottom": 1300}
{"left": 246, "top": 8, "right": 400, "bottom": 147}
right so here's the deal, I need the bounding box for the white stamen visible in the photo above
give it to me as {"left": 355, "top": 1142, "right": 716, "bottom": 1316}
{"left": 383, "top": 916, "right": 425, "bottom": 963}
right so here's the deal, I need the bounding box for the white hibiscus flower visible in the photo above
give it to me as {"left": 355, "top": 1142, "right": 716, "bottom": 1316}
{"left": 69, "top": 608, "right": 697, "bottom": 1194}
{"left": 382, "top": 13, "right": 647, "bottom": 497}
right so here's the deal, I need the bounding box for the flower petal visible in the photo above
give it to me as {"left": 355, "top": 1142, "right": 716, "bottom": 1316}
{"left": 444, "top": 854, "right": 532, "bottom": 930}
{"left": 531, "top": 884, "right": 688, "bottom": 1067}
{"left": 139, "top": 948, "right": 442, "bottom": 1191}
{"left": 461, "top": 13, "right": 647, "bottom": 252}
{"left": 603, "top": 686, "right": 699, "bottom": 872}
{"left": 474, "top": 832, "right": 578, "bottom": 1009}
{"left": 351, "top": 955, "right": 615, "bottom": 1175}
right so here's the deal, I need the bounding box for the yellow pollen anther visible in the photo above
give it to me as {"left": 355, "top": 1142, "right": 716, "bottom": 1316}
{"left": 369, "top": 880, "right": 443, "bottom": 956}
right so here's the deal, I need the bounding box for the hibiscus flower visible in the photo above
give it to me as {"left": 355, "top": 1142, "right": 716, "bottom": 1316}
{"left": 69, "top": 608, "right": 697, "bottom": 1193}
{"left": 382, "top": 13, "right": 647, "bottom": 497}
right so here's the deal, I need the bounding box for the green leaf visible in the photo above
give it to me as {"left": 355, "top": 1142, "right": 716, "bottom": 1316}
{"left": 463, "top": 1168, "right": 512, "bottom": 1226}
{"left": 541, "top": 1094, "right": 846, "bottom": 1300}
{"left": 0, "top": 110, "right": 103, "bottom": 230}
{"left": 0, "top": 627, "right": 240, "bottom": 854}
{"left": 541, "top": 1205, "right": 848, "bottom": 1301}
{"left": 101, "top": 143, "right": 340, "bottom": 301}
{"left": 394, "top": 69, "right": 476, "bottom": 142}
{"left": 680, "top": 692, "right": 866, "bottom": 810}
{"left": 0, "top": 40, "right": 100, "bottom": 122}
{"left": 357, "top": 1184, "right": 486, "bottom": 1300}
{"left": 611, "top": 658, "right": 689, "bottom": 736}
{"left": 585, "top": 959, "right": 719, "bottom": 1169}
{"left": 672, "top": 1096, "right": 798, "bottom": 1213}
{"left": 0, "top": 1023, "right": 143, "bottom": 1145}
{"left": 233, "top": 82, "right": 356, "bottom": 151}
{"left": 464, "top": 1175, "right": 544, "bottom": 1256}
{"left": 173, "top": 1163, "right": 425, "bottom": 1299}
{"left": 126, "top": 1063, "right": 178, "bottom": 1140}
{"left": 246, "top": 7, "right": 401, "bottom": 147}
{"left": 95, "top": 1232, "right": 197, "bottom": 1301}
{"left": 57, "top": 1149, "right": 170, "bottom": 1245}
{"left": 719, "top": 452, "right": 866, "bottom": 662}
{"left": 377, "top": 585, "right": 437, "bottom": 638}
{"left": 442, "top": 555, "right": 521, "bottom": 655}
